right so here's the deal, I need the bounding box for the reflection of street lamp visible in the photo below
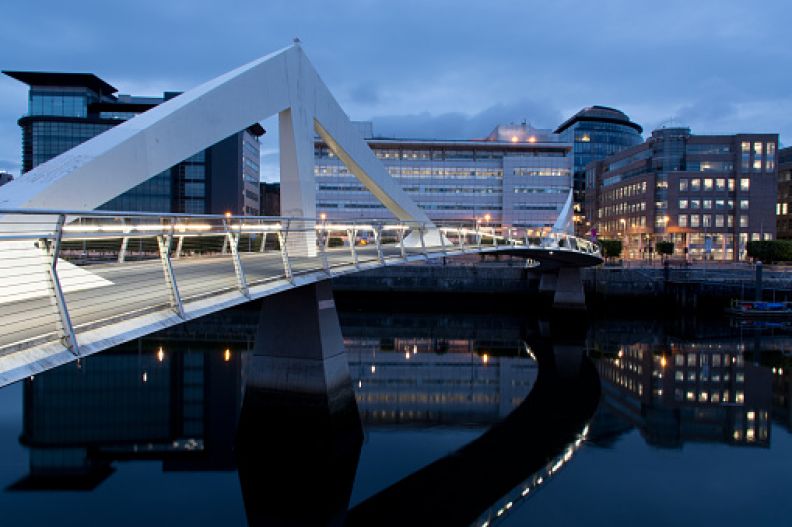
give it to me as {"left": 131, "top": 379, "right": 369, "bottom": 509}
{"left": 484, "top": 213, "right": 491, "bottom": 223}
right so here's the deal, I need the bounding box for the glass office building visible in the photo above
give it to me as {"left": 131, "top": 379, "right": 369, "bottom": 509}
{"left": 555, "top": 106, "right": 644, "bottom": 235}
{"left": 315, "top": 122, "right": 572, "bottom": 232}
{"left": 4, "top": 71, "right": 263, "bottom": 215}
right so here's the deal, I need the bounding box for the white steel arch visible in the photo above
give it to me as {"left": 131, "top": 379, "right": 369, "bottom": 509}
{"left": 0, "top": 43, "right": 432, "bottom": 240}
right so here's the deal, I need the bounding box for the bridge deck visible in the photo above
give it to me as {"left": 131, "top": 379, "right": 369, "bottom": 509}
{"left": 0, "top": 211, "right": 601, "bottom": 386}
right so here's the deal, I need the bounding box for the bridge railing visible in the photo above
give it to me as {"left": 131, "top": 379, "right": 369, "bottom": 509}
{"left": 0, "top": 209, "right": 599, "bottom": 356}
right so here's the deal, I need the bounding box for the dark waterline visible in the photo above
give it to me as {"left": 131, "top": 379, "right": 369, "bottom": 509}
{"left": 0, "top": 298, "right": 790, "bottom": 526}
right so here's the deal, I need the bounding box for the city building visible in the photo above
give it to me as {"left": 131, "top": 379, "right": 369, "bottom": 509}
{"left": 3, "top": 71, "right": 264, "bottom": 215}
{"left": 586, "top": 127, "right": 778, "bottom": 261}
{"left": 555, "top": 106, "right": 644, "bottom": 235}
{"left": 0, "top": 171, "right": 13, "bottom": 187}
{"left": 259, "top": 182, "right": 281, "bottom": 216}
{"left": 314, "top": 122, "right": 572, "bottom": 232}
{"left": 776, "top": 146, "right": 792, "bottom": 239}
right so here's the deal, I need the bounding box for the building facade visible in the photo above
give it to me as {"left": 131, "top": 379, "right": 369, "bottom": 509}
{"left": 777, "top": 146, "right": 792, "bottom": 239}
{"left": 4, "top": 71, "right": 263, "bottom": 215}
{"left": 586, "top": 127, "right": 778, "bottom": 261}
{"left": 315, "top": 122, "right": 572, "bottom": 232}
{"left": 0, "top": 172, "right": 13, "bottom": 187}
{"left": 555, "top": 106, "right": 644, "bottom": 235}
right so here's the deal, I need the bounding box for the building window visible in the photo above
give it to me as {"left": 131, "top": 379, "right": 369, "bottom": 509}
{"left": 765, "top": 233, "right": 773, "bottom": 241}
{"left": 679, "top": 215, "right": 688, "bottom": 227}
{"left": 679, "top": 199, "right": 688, "bottom": 209}
{"left": 740, "top": 215, "right": 749, "bottom": 228}
{"left": 716, "top": 178, "right": 726, "bottom": 191}
{"left": 703, "top": 178, "right": 713, "bottom": 191}
{"left": 727, "top": 215, "right": 734, "bottom": 228}
{"left": 753, "top": 158, "right": 762, "bottom": 171}
{"left": 728, "top": 178, "right": 735, "bottom": 191}
{"left": 740, "top": 199, "right": 749, "bottom": 210}
{"left": 691, "top": 199, "right": 701, "bottom": 210}
{"left": 740, "top": 178, "right": 750, "bottom": 191}
{"left": 690, "top": 215, "right": 700, "bottom": 228}
{"left": 703, "top": 214, "right": 712, "bottom": 227}
{"left": 703, "top": 199, "right": 712, "bottom": 209}
{"left": 691, "top": 178, "right": 701, "bottom": 191}
{"left": 679, "top": 179, "right": 688, "bottom": 192}
{"left": 784, "top": 203, "right": 789, "bottom": 215}
{"left": 715, "top": 215, "right": 724, "bottom": 227}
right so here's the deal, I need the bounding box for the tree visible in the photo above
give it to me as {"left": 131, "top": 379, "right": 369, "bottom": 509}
{"left": 599, "top": 239, "right": 623, "bottom": 261}
{"left": 747, "top": 240, "right": 792, "bottom": 263}
{"left": 655, "top": 241, "right": 674, "bottom": 260}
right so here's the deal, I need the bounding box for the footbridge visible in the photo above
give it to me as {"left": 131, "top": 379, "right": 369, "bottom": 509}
{"left": 0, "top": 42, "right": 600, "bottom": 384}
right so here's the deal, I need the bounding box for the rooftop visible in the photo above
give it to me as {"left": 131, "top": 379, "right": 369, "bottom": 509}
{"left": 554, "top": 105, "right": 643, "bottom": 134}
{"left": 2, "top": 71, "right": 118, "bottom": 96}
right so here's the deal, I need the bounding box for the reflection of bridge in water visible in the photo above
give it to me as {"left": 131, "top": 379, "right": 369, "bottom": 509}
{"left": 7, "top": 306, "right": 599, "bottom": 527}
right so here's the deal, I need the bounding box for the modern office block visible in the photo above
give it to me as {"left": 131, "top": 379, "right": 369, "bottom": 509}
{"left": 776, "top": 146, "right": 792, "bottom": 239}
{"left": 4, "top": 71, "right": 263, "bottom": 215}
{"left": 586, "top": 127, "right": 778, "bottom": 260}
{"left": 314, "top": 122, "right": 572, "bottom": 232}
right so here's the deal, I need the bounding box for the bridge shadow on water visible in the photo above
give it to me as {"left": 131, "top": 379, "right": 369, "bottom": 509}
{"left": 236, "top": 314, "right": 600, "bottom": 526}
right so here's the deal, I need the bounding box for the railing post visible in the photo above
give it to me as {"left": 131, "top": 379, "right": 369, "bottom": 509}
{"left": 419, "top": 224, "right": 428, "bottom": 259}
{"left": 317, "top": 226, "right": 330, "bottom": 274}
{"left": 174, "top": 235, "right": 184, "bottom": 260}
{"left": 476, "top": 224, "right": 483, "bottom": 249}
{"left": 492, "top": 226, "right": 497, "bottom": 246}
{"left": 398, "top": 225, "right": 406, "bottom": 259}
{"left": 118, "top": 218, "right": 129, "bottom": 263}
{"left": 224, "top": 218, "right": 249, "bottom": 296}
{"left": 347, "top": 228, "right": 359, "bottom": 268}
{"left": 439, "top": 227, "right": 447, "bottom": 256}
{"left": 457, "top": 227, "right": 464, "bottom": 251}
{"left": 156, "top": 224, "right": 185, "bottom": 318}
{"left": 277, "top": 220, "right": 293, "bottom": 282}
{"left": 40, "top": 214, "right": 80, "bottom": 356}
{"left": 374, "top": 224, "right": 385, "bottom": 265}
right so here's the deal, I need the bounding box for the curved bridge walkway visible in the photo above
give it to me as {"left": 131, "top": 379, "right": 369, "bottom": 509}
{"left": 0, "top": 208, "right": 600, "bottom": 385}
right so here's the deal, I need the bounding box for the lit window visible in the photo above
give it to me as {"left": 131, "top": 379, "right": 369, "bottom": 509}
{"left": 687, "top": 391, "right": 695, "bottom": 401}
{"left": 679, "top": 199, "right": 688, "bottom": 209}
{"left": 691, "top": 179, "right": 701, "bottom": 191}
{"left": 742, "top": 141, "right": 750, "bottom": 153}
{"left": 784, "top": 203, "right": 788, "bottom": 215}
{"left": 678, "top": 215, "right": 688, "bottom": 227}
{"left": 740, "top": 200, "right": 749, "bottom": 210}
{"left": 691, "top": 199, "right": 701, "bottom": 209}
{"left": 754, "top": 142, "right": 763, "bottom": 156}
{"left": 736, "top": 391, "right": 745, "bottom": 403}
{"left": 728, "top": 179, "right": 735, "bottom": 191}
{"left": 703, "top": 200, "right": 712, "bottom": 209}
{"left": 679, "top": 180, "right": 688, "bottom": 192}
{"left": 675, "top": 370, "right": 684, "bottom": 381}
{"left": 740, "top": 178, "right": 750, "bottom": 191}
{"left": 690, "top": 215, "right": 700, "bottom": 227}
{"left": 715, "top": 215, "right": 724, "bottom": 227}
{"left": 716, "top": 178, "right": 726, "bottom": 191}
{"left": 703, "top": 178, "right": 713, "bottom": 191}
{"left": 740, "top": 215, "right": 749, "bottom": 228}
{"left": 699, "top": 391, "right": 709, "bottom": 402}
{"left": 675, "top": 354, "right": 685, "bottom": 366}
{"left": 702, "top": 214, "right": 711, "bottom": 227}
{"left": 753, "top": 159, "right": 762, "bottom": 170}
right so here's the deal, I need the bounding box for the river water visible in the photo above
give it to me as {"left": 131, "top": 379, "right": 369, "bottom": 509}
{"left": 0, "top": 297, "right": 790, "bottom": 526}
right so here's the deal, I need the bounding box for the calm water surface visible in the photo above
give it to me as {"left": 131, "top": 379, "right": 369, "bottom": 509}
{"left": 0, "top": 301, "right": 791, "bottom": 526}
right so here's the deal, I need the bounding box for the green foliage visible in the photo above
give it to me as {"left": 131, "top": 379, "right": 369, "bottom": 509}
{"left": 655, "top": 241, "right": 674, "bottom": 256}
{"left": 746, "top": 240, "right": 792, "bottom": 263}
{"left": 599, "top": 239, "right": 622, "bottom": 259}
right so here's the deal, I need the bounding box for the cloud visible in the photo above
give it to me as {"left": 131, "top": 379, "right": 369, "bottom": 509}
{"left": 370, "top": 99, "right": 564, "bottom": 140}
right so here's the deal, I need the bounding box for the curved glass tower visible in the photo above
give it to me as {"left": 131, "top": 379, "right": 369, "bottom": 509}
{"left": 555, "top": 106, "right": 643, "bottom": 234}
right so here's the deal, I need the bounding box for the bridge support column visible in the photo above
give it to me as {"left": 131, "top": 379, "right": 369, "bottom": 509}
{"left": 553, "top": 267, "right": 586, "bottom": 310}
{"left": 238, "top": 281, "right": 362, "bottom": 525}
{"left": 246, "top": 280, "right": 355, "bottom": 404}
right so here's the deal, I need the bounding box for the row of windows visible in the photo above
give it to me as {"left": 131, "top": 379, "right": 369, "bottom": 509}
{"left": 315, "top": 165, "right": 505, "bottom": 179}
{"left": 29, "top": 92, "right": 90, "bottom": 117}
{"left": 677, "top": 214, "right": 747, "bottom": 228}
{"left": 679, "top": 178, "right": 748, "bottom": 192}
{"left": 679, "top": 199, "right": 739, "bottom": 210}
{"left": 598, "top": 201, "right": 647, "bottom": 219}
{"left": 602, "top": 182, "right": 647, "bottom": 202}
{"left": 317, "top": 147, "right": 568, "bottom": 161}
{"left": 512, "top": 168, "right": 570, "bottom": 177}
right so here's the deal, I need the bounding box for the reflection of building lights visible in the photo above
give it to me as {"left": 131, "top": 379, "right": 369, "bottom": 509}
{"left": 510, "top": 136, "right": 519, "bottom": 143}
{"left": 224, "top": 348, "right": 231, "bottom": 362}
{"left": 482, "top": 353, "right": 489, "bottom": 364}
{"left": 660, "top": 356, "right": 667, "bottom": 368}
{"left": 413, "top": 344, "right": 417, "bottom": 355}
{"left": 405, "top": 352, "right": 410, "bottom": 359}
{"left": 371, "top": 365, "right": 376, "bottom": 374}
{"left": 358, "top": 380, "right": 362, "bottom": 388}
{"left": 142, "top": 371, "right": 148, "bottom": 383}
{"left": 320, "top": 212, "right": 327, "bottom": 221}
{"left": 528, "top": 136, "right": 536, "bottom": 143}
{"left": 157, "top": 347, "right": 165, "bottom": 363}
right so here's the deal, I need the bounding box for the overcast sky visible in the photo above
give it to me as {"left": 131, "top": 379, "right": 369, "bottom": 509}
{"left": 1, "top": 0, "right": 790, "bottom": 181}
